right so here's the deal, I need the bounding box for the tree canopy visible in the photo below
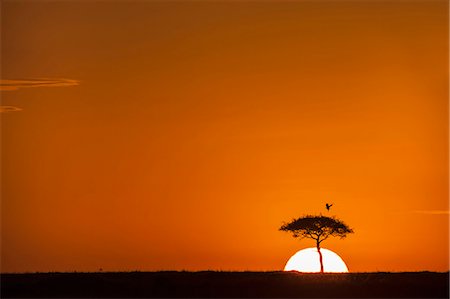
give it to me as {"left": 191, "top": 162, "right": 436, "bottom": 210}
{"left": 279, "top": 215, "right": 353, "bottom": 245}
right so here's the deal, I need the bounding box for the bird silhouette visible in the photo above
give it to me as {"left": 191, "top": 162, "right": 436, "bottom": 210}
{"left": 325, "top": 203, "right": 333, "bottom": 211}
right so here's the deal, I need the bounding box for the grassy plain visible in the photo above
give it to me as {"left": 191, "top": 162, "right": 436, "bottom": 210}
{"left": 1, "top": 271, "right": 448, "bottom": 298}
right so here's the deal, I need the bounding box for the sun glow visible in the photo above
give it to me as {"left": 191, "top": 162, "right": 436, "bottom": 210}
{"left": 284, "top": 248, "right": 349, "bottom": 273}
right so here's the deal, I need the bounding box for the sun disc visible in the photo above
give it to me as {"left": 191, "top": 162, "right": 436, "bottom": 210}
{"left": 284, "top": 247, "right": 349, "bottom": 273}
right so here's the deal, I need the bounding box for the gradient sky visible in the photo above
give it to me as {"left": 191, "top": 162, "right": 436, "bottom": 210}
{"left": 1, "top": 0, "right": 448, "bottom": 273}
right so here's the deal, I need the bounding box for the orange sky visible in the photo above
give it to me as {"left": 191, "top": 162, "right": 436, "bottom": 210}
{"left": 1, "top": 1, "right": 448, "bottom": 273}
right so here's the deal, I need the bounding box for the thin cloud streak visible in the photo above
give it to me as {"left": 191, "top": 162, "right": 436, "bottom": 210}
{"left": 0, "top": 78, "right": 80, "bottom": 112}
{"left": 0, "top": 78, "right": 80, "bottom": 91}
{"left": 0, "top": 106, "right": 23, "bottom": 113}
{"left": 410, "top": 210, "right": 449, "bottom": 215}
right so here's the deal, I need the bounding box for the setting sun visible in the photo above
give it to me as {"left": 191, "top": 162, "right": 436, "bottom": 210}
{"left": 284, "top": 248, "right": 349, "bottom": 273}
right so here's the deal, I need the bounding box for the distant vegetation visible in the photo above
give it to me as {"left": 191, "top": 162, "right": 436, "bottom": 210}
{"left": 1, "top": 271, "right": 449, "bottom": 298}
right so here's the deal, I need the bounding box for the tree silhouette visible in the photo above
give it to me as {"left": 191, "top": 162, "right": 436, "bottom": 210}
{"left": 279, "top": 215, "right": 353, "bottom": 273}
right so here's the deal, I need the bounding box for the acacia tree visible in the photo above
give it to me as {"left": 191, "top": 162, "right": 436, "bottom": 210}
{"left": 279, "top": 215, "right": 353, "bottom": 273}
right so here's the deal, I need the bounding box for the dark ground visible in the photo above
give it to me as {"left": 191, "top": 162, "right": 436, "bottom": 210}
{"left": 1, "top": 271, "right": 448, "bottom": 298}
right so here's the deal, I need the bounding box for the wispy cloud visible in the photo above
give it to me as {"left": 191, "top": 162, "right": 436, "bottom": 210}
{"left": 0, "top": 78, "right": 79, "bottom": 91}
{"left": 0, "top": 78, "right": 80, "bottom": 113}
{"left": 0, "top": 106, "right": 23, "bottom": 113}
{"left": 410, "top": 210, "right": 449, "bottom": 215}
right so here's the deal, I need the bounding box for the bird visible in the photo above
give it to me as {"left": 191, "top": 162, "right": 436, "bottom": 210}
{"left": 325, "top": 203, "right": 333, "bottom": 211}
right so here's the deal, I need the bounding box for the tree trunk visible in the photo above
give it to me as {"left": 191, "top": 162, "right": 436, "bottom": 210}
{"left": 317, "top": 241, "right": 324, "bottom": 273}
